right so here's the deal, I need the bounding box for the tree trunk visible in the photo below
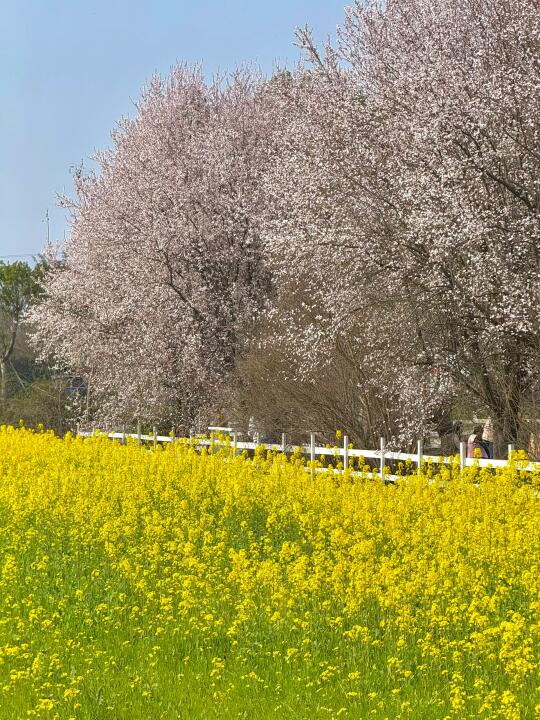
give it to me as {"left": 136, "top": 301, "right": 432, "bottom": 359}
{"left": 433, "top": 406, "right": 459, "bottom": 455}
{"left": 491, "top": 366, "right": 525, "bottom": 457}
{"left": 0, "top": 358, "right": 7, "bottom": 403}
{"left": 0, "top": 322, "right": 18, "bottom": 404}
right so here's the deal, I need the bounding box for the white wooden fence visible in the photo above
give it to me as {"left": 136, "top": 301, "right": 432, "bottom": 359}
{"left": 77, "top": 426, "right": 540, "bottom": 480}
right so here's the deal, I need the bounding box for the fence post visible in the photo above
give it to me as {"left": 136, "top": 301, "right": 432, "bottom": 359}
{"left": 76, "top": 422, "right": 80, "bottom": 437}
{"left": 508, "top": 443, "right": 514, "bottom": 460}
{"left": 380, "top": 437, "right": 385, "bottom": 480}
{"left": 153, "top": 425, "right": 157, "bottom": 449}
{"left": 310, "top": 433, "right": 315, "bottom": 478}
{"left": 416, "top": 438, "right": 423, "bottom": 471}
{"left": 343, "top": 435, "right": 349, "bottom": 471}
{"left": 122, "top": 424, "right": 126, "bottom": 445}
{"left": 281, "top": 432, "right": 286, "bottom": 454}
{"left": 137, "top": 420, "right": 141, "bottom": 447}
{"left": 460, "top": 441, "right": 466, "bottom": 472}
{"left": 232, "top": 431, "right": 237, "bottom": 458}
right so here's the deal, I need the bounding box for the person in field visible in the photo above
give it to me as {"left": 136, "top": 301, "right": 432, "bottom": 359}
{"left": 482, "top": 417, "right": 494, "bottom": 459}
{"left": 467, "top": 424, "right": 489, "bottom": 459}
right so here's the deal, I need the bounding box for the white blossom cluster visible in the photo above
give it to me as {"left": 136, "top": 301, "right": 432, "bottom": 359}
{"left": 262, "top": 0, "right": 540, "bottom": 442}
{"left": 31, "top": 68, "right": 272, "bottom": 423}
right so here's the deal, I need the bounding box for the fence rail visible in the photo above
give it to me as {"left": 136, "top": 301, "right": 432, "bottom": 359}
{"left": 77, "top": 428, "right": 540, "bottom": 480}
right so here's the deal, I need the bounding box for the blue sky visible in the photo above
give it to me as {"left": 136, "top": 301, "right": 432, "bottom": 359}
{"left": 0, "top": 0, "right": 347, "bottom": 260}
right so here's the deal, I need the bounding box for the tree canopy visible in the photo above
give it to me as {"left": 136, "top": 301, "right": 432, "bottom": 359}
{"left": 32, "top": 0, "right": 540, "bottom": 449}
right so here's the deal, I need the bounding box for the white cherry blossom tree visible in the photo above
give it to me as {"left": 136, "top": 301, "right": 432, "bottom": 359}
{"left": 262, "top": 0, "right": 540, "bottom": 448}
{"left": 32, "top": 67, "right": 273, "bottom": 426}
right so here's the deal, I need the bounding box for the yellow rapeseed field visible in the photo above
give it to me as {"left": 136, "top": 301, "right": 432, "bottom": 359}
{"left": 0, "top": 426, "right": 540, "bottom": 719}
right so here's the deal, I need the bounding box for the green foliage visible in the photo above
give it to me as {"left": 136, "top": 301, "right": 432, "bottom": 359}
{"left": 0, "top": 260, "right": 72, "bottom": 430}
{"left": 0, "top": 377, "right": 71, "bottom": 435}
{"left": 0, "top": 260, "right": 41, "bottom": 321}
